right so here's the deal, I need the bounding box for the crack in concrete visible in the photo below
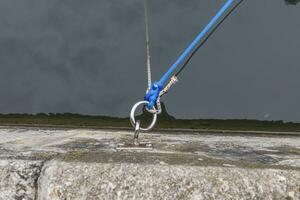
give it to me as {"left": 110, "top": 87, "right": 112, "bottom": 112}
{"left": 34, "top": 160, "right": 46, "bottom": 200}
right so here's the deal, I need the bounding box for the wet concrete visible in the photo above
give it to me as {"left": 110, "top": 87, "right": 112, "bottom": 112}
{"left": 0, "top": 126, "right": 299, "bottom": 199}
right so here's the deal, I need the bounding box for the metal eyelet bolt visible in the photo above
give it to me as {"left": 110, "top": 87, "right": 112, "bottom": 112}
{"left": 133, "top": 120, "right": 141, "bottom": 145}
{"left": 130, "top": 101, "right": 157, "bottom": 131}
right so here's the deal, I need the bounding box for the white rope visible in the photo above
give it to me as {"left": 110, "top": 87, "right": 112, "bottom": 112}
{"left": 144, "top": 0, "right": 152, "bottom": 90}
{"left": 159, "top": 76, "right": 178, "bottom": 97}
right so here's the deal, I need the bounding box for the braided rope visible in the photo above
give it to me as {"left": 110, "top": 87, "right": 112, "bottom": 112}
{"left": 144, "top": 0, "right": 152, "bottom": 90}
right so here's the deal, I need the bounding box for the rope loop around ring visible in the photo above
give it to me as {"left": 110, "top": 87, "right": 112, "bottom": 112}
{"left": 130, "top": 101, "right": 157, "bottom": 131}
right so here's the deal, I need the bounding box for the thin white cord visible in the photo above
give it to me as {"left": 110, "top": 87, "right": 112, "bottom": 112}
{"left": 144, "top": 0, "right": 152, "bottom": 90}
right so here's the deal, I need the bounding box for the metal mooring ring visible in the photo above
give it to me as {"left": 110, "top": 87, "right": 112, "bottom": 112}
{"left": 130, "top": 101, "right": 157, "bottom": 131}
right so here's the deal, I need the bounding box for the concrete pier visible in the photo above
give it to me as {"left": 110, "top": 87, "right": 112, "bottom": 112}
{"left": 0, "top": 126, "right": 299, "bottom": 199}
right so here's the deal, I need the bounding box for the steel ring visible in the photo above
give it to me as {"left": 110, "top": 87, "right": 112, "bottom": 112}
{"left": 130, "top": 101, "right": 157, "bottom": 131}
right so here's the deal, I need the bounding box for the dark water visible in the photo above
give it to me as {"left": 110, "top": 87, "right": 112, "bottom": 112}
{"left": 0, "top": 0, "right": 299, "bottom": 122}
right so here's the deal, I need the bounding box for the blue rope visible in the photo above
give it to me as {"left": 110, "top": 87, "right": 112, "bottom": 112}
{"left": 145, "top": 0, "right": 235, "bottom": 109}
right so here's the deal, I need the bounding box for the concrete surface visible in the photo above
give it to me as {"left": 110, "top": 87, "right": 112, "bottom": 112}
{"left": 0, "top": 126, "right": 299, "bottom": 200}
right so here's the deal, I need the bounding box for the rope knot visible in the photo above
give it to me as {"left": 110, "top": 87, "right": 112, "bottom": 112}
{"left": 144, "top": 82, "right": 163, "bottom": 109}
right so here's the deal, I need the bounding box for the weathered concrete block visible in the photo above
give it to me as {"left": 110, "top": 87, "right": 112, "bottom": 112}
{"left": 0, "top": 160, "right": 43, "bottom": 200}
{"left": 0, "top": 127, "right": 299, "bottom": 199}
{"left": 37, "top": 160, "right": 300, "bottom": 200}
